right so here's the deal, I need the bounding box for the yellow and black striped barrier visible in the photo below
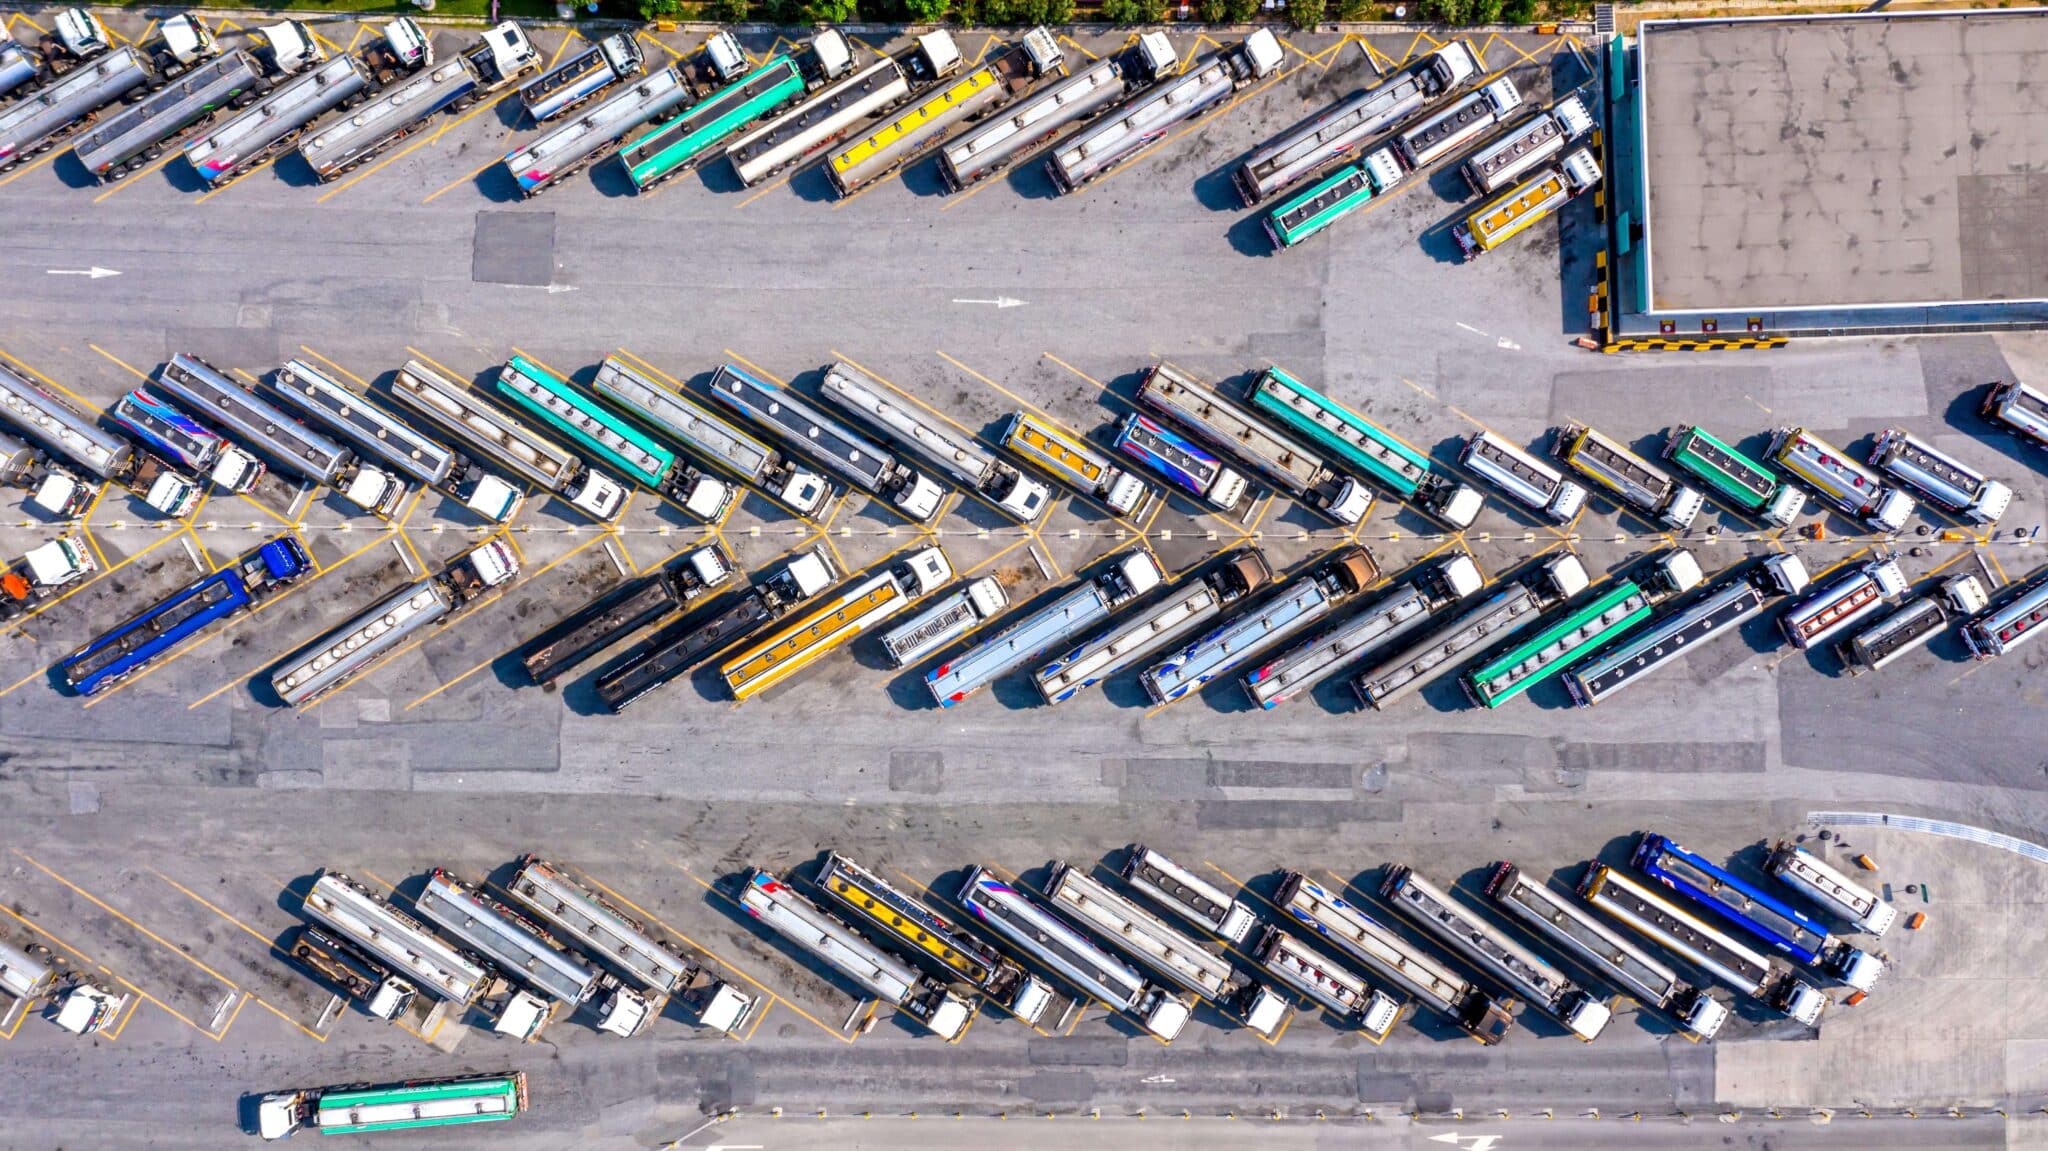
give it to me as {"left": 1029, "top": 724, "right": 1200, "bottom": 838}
{"left": 1601, "top": 336, "right": 1789, "bottom": 352}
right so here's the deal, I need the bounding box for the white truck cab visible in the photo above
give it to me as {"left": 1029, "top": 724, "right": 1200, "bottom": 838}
{"left": 688, "top": 544, "right": 735, "bottom": 589}
{"left": 155, "top": 14, "right": 219, "bottom": 72}
{"left": 256, "top": 20, "right": 324, "bottom": 75}
{"left": 1236, "top": 983, "right": 1290, "bottom": 1039}
{"left": 682, "top": 475, "right": 736, "bottom": 521}
{"left": 1327, "top": 477, "right": 1373, "bottom": 526}
{"left": 474, "top": 21, "right": 539, "bottom": 82}
{"left": 466, "top": 540, "right": 522, "bottom": 588}
{"left": 49, "top": 9, "right": 111, "bottom": 63}
{"left": 783, "top": 549, "right": 839, "bottom": 599}
{"left": 996, "top": 472, "right": 1052, "bottom": 523}
{"left": 900, "top": 546, "right": 954, "bottom": 596}
{"left": 492, "top": 988, "right": 555, "bottom": 1039}
{"left": 382, "top": 17, "right": 432, "bottom": 71}
{"left": 210, "top": 446, "right": 265, "bottom": 493}
{"left": 894, "top": 473, "right": 948, "bottom": 524}
{"left": 28, "top": 471, "right": 93, "bottom": 518}
{"left": 463, "top": 475, "right": 525, "bottom": 523}
{"left": 1545, "top": 553, "right": 1591, "bottom": 600}
{"left": 22, "top": 537, "right": 95, "bottom": 588}
{"left": 1239, "top": 29, "right": 1284, "bottom": 82}
{"left": 593, "top": 982, "right": 656, "bottom": 1037}
{"left": 339, "top": 468, "right": 407, "bottom": 517}
{"left": 568, "top": 471, "right": 628, "bottom": 521}
{"left": 808, "top": 29, "right": 853, "bottom": 85}
{"left": 1440, "top": 554, "right": 1486, "bottom": 599}
{"left": 1134, "top": 32, "right": 1177, "bottom": 82}
{"left": 51, "top": 981, "right": 126, "bottom": 1034}
{"left": 1761, "top": 552, "right": 1809, "bottom": 596}
{"left": 695, "top": 980, "right": 757, "bottom": 1033}
{"left": 704, "top": 31, "right": 750, "bottom": 85}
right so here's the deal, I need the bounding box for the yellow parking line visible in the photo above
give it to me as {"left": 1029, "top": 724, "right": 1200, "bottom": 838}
{"left": 668, "top": 866, "right": 860, "bottom": 1043}
{"left": 150, "top": 869, "right": 273, "bottom": 947}
{"left": 721, "top": 349, "right": 784, "bottom": 386}
{"left": 733, "top": 173, "right": 791, "bottom": 210}
{"left": 402, "top": 534, "right": 611, "bottom": 712}
{"left": 252, "top": 994, "right": 330, "bottom": 1043}
{"left": 422, "top": 156, "right": 501, "bottom": 205}
{"left": 184, "top": 530, "right": 400, "bottom": 709}
{"left": 319, "top": 87, "right": 525, "bottom": 204}
{"left": 9, "top": 346, "right": 112, "bottom": 415}
{"left": 93, "top": 149, "right": 185, "bottom": 203}
{"left": 548, "top": 29, "right": 585, "bottom": 69}
{"left": 14, "top": 851, "right": 241, "bottom": 992}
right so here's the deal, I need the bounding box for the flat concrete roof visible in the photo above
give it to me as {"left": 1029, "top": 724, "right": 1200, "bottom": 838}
{"left": 1637, "top": 9, "right": 2048, "bottom": 313}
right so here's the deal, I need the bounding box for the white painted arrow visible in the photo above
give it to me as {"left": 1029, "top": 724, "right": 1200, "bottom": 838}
{"left": 1428, "top": 1133, "right": 1505, "bottom": 1151}
{"left": 545, "top": 283, "right": 577, "bottom": 294}
{"left": 47, "top": 266, "right": 120, "bottom": 279}
{"left": 953, "top": 296, "right": 1025, "bottom": 309}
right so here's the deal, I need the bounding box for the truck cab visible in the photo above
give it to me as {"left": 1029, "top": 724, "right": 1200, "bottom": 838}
{"left": 338, "top": 467, "right": 406, "bottom": 517}
{"left": 491, "top": 987, "right": 556, "bottom": 1040}
{"left": 805, "top": 29, "right": 854, "bottom": 87}
{"left": 257, "top": 1092, "right": 313, "bottom": 1140}
{"left": 1008, "top": 974, "right": 1055, "bottom": 1026}
{"left": 16, "top": 536, "right": 96, "bottom": 593}
{"left": 567, "top": 470, "right": 628, "bottom": 521}
{"left": 255, "top": 20, "right": 323, "bottom": 76}
{"left": 461, "top": 473, "right": 525, "bottom": 523}
{"left": 362, "top": 18, "right": 431, "bottom": 85}
{"left": 43, "top": 9, "right": 112, "bottom": 72}
{"left": 456, "top": 540, "right": 521, "bottom": 592}
{"left": 777, "top": 548, "right": 840, "bottom": 602}
{"left": 1132, "top": 31, "right": 1177, "bottom": 83}
{"left": 893, "top": 473, "right": 947, "bottom": 523}
{"left": 1327, "top": 478, "right": 1374, "bottom": 525}
{"left": 467, "top": 22, "right": 540, "bottom": 88}
{"left": 26, "top": 467, "right": 94, "bottom": 518}
{"left": 591, "top": 979, "right": 656, "bottom": 1037}
{"left": 899, "top": 546, "right": 954, "bottom": 597}
{"left": 50, "top": 980, "right": 126, "bottom": 1034}
{"left": 687, "top": 543, "right": 735, "bottom": 590}
{"left": 152, "top": 15, "right": 220, "bottom": 78}
{"left": 1235, "top": 983, "right": 1290, "bottom": 1039}
{"left": 681, "top": 474, "right": 736, "bottom": 521}
{"left": 994, "top": 471, "right": 1052, "bottom": 523}
{"left": 1428, "top": 41, "right": 1480, "bottom": 90}
{"left": 703, "top": 30, "right": 751, "bottom": 86}
{"left": 693, "top": 980, "right": 757, "bottom": 1033}
{"left": 207, "top": 446, "right": 265, "bottom": 492}
{"left": 134, "top": 459, "right": 204, "bottom": 517}
{"left": 1760, "top": 552, "right": 1809, "bottom": 597}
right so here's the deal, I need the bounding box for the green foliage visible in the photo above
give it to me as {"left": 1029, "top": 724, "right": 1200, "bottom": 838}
{"left": 1042, "top": 0, "right": 1074, "bottom": 20}
{"left": 1197, "top": 0, "right": 1227, "bottom": 20}
{"left": 803, "top": 0, "right": 858, "bottom": 20}
{"left": 1426, "top": 0, "right": 1501, "bottom": 23}
{"left": 1289, "top": 0, "right": 1325, "bottom": 25}
{"left": 902, "top": 0, "right": 951, "bottom": 18}
{"left": 983, "top": 0, "right": 1018, "bottom": 21}
{"left": 702, "top": 0, "right": 750, "bottom": 18}
{"left": 1224, "top": 0, "right": 1259, "bottom": 21}
{"left": 637, "top": 0, "right": 683, "bottom": 18}
{"left": 1500, "top": 0, "right": 1537, "bottom": 21}
{"left": 1103, "top": 0, "right": 1166, "bottom": 22}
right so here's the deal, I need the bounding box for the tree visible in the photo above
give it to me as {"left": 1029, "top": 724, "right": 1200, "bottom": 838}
{"left": 1042, "top": 0, "right": 1074, "bottom": 21}
{"left": 703, "top": 0, "right": 749, "bottom": 18}
{"left": 903, "top": 0, "right": 950, "bottom": 17}
{"left": 1289, "top": 0, "right": 1325, "bottom": 26}
{"left": 1224, "top": 0, "right": 1259, "bottom": 22}
{"left": 804, "top": 0, "right": 859, "bottom": 21}
{"left": 638, "top": 0, "right": 684, "bottom": 18}
{"left": 1104, "top": 0, "right": 1166, "bottom": 22}
{"left": 1500, "top": 0, "right": 1537, "bottom": 22}
{"left": 1198, "top": 0, "right": 1227, "bottom": 20}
